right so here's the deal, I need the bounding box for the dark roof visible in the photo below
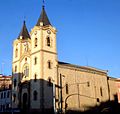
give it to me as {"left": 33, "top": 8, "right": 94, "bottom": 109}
{"left": 18, "top": 21, "right": 30, "bottom": 39}
{"left": 58, "top": 61, "right": 107, "bottom": 74}
{"left": 36, "top": 6, "right": 51, "bottom": 26}
{"left": 58, "top": 61, "right": 70, "bottom": 65}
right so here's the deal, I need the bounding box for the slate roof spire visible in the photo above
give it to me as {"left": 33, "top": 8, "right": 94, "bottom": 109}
{"left": 36, "top": 5, "right": 51, "bottom": 26}
{"left": 18, "top": 21, "right": 30, "bottom": 39}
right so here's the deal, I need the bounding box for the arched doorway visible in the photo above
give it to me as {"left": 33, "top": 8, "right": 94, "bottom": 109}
{"left": 23, "top": 93, "right": 28, "bottom": 110}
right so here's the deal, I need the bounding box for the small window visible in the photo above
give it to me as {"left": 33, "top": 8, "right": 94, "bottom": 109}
{"left": 15, "top": 66, "right": 17, "bottom": 72}
{"left": 15, "top": 49, "right": 18, "bottom": 57}
{"left": 35, "top": 38, "right": 38, "bottom": 47}
{"left": 87, "top": 82, "right": 90, "bottom": 87}
{"left": 66, "top": 83, "right": 69, "bottom": 94}
{"left": 14, "top": 79, "right": 17, "bottom": 88}
{"left": 97, "top": 98, "right": 99, "bottom": 102}
{"left": 34, "top": 57, "right": 37, "bottom": 65}
{"left": 25, "top": 58, "right": 27, "bottom": 62}
{"left": 48, "top": 77, "right": 52, "bottom": 86}
{"left": 48, "top": 61, "right": 51, "bottom": 69}
{"left": 33, "top": 91, "right": 37, "bottom": 101}
{"left": 34, "top": 74, "right": 37, "bottom": 82}
{"left": 47, "top": 37, "right": 50, "bottom": 46}
{"left": 7, "top": 91, "right": 10, "bottom": 98}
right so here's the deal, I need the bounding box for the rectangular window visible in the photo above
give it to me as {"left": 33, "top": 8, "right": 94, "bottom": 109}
{"left": 15, "top": 66, "right": 17, "bottom": 72}
{"left": 4, "top": 92, "right": 6, "bottom": 98}
{"left": 48, "top": 61, "right": 51, "bottom": 69}
{"left": 34, "top": 57, "right": 37, "bottom": 65}
{"left": 47, "top": 37, "right": 50, "bottom": 46}
{"left": 66, "top": 84, "right": 69, "bottom": 94}
{"left": 7, "top": 91, "right": 9, "bottom": 98}
{"left": 35, "top": 38, "right": 38, "bottom": 47}
{"left": 48, "top": 78, "right": 52, "bottom": 86}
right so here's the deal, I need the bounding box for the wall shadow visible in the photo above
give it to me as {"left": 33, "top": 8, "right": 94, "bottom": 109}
{"left": 11, "top": 73, "right": 55, "bottom": 114}
{"left": 65, "top": 95, "right": 120, "bottom": 114}
{"left": 6, "top": 72, "right": 120, "bottom": 114}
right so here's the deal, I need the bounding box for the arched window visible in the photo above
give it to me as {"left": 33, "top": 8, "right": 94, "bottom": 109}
{"left": 23, "top": 65, "right": 29, "bottom": 78}
{"left": 47, "top": 37, "right": 50, "bottom": 46}
{"left": 48, "top": 60, "right": 51, "bottom": 69}
{"left": 25, "top": 58, "right": 27, "bottom": 62}
{"left": 15, "top": 49, "right": 18, "bottom": 57}
{"left": 33, "top": 91, "right": 37, "bottom": 101}
{"left": 34, "top": 74, "right": 37, "bottom": 82}
{"left": 35, "top": 38, "right": 38, "bottom": 47}
{"left": 34, "top": 57, "right": 37, "bottom": 65}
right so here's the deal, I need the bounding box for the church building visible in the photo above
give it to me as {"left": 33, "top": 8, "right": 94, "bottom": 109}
{"left": 12, "top": 4, "right": 118, "bottom": 114}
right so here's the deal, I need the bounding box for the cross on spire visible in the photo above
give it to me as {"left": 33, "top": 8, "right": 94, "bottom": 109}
{"left": 36, "top": 0, "right": 51, "bottom": 26}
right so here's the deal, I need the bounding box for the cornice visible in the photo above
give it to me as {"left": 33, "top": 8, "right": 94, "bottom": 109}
{"left": 31, "top": 49, "right": 57, "bottom": 56}
{"left": 58, "top": 64, "right": 107, "bottom": 76}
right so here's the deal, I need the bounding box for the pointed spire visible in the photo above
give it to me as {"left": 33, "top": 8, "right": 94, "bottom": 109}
{"left": 36, "top": 6, "right": 51, "bottom": 26}
{"left": 18, "top": 21, "right": 30, "bottom": 39}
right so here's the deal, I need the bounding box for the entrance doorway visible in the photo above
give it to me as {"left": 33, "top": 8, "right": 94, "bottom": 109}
{"left": 23, "top": 93, "right": 28, "bottom": 110}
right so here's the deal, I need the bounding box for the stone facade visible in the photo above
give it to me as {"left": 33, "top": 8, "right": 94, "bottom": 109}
{"left": 57, "top": 62, "right": 110, "bottom": 112}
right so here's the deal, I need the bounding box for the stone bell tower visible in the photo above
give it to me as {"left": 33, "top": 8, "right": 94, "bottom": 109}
{"left": 12, "top": 21, "right": 31, "bottom": 109}
{"left": 12, "top": 4, "right": 58, "bottom": 113}
{"left": 30, "top": 5, "right": 58, "bottom": 112}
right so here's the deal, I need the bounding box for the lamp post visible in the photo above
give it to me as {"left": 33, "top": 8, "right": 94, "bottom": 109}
{"left": 60, "top": 74, "right": 62, "bottom": 114}
{"left": 59, "top": 74, "right": 65, "bottom": 114}
{"left": 77, "top": 83, "right": 80, "bottom": 108}
{"left": 59, "top": 73, "right": 90, "bottom": 114}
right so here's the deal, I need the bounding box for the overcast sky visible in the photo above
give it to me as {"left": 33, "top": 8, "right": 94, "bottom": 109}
{"left": 0, "top": 0, "right": 120, "bottom": 78}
